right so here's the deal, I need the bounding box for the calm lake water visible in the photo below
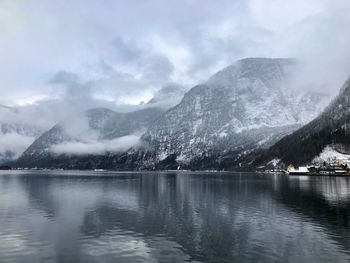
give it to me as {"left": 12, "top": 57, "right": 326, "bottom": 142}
{"left": 1, "top": 171, "right": 350, "bottom": 262}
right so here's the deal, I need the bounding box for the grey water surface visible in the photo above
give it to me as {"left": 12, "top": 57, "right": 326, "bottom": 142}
{"left": 0, "top": 170, "right": 350, "bottom": 262}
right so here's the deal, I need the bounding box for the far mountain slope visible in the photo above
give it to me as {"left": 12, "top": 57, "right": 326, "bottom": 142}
{"left": 16, "top": 107, "right": 163, "bottom": 168}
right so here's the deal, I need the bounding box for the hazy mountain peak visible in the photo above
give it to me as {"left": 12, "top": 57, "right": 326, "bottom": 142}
{"left": 147, "top": 83, "right": 187, "bottom": 108}
{"left": 207, "top": 57, "right": 296, "bottom": 88}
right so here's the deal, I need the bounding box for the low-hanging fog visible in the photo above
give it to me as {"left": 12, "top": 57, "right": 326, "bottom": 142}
{"left": 51, "top": 135, "right": 142, "bottom": 156}
{"left": 0, "top": 0, "right": 349, "bottom": 158}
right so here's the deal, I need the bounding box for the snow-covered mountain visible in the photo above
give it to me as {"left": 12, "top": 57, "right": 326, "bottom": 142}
{"left": 16, "top": 107, "right": 163, "bottom": 167}
{"left": 13, "top": 58, "right": 332, "bottom": 170}
{"left": 0, "top": 106, "right": 43, "bottom": 164}
{"left": 141, "top": 58, "right": 330, "bottom": 169}
{"left": 148, "top": 84, "right": 187, "bottom": 105}
{"left": 253, "top": 74, "right": 350, "bottom": 167}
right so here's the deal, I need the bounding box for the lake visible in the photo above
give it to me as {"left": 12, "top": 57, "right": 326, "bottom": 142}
{"left": 0, "top": 171, "right": 350, "bottom": 262}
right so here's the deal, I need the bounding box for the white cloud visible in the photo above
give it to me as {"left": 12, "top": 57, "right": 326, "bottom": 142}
{"left": 0, "top": 132, "right": 36, "bottom": 159}
{"left": 0, "top": 0, "right": 348, "bottom": 124}
{"left": 50, "top": 135, "right": 141, "bottom": 155}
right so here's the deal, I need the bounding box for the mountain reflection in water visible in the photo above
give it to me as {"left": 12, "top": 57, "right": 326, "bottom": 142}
{"left": 0, "top": 171, "right": 350, "bottom": 262}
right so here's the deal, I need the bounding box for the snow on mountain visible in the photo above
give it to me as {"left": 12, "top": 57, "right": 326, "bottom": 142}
{"left": 312, "top": 146, "right": 350, "bottom": 164}
{"left": 17, "top": 107, "right": 163, "bottom": 166}
{"left": 141, "top": 58, "right": 330, "bottom": 168}
{"left": 253, "top": 74, "right": 350, "bottom": 167}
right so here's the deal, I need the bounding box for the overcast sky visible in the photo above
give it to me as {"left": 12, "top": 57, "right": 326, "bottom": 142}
{"left": 0, "top": 0, "right": 350, "bottom": 108}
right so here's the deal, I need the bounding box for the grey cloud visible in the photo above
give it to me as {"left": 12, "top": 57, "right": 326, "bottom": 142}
{"left": 112, "top": 37, "right": 175, "bottom": 84}
{"left": 0, "top": 0, "right": 348, "bottom": 126}
{"left": 113, "top": 37, "right": 143, "bottom": 63}
{"left": 0, "top": 132, "right": 36, "bottom": 159}
{"left": 50, "top": 71, "right": 81, "bottom": 86}
{"left": 139, "top": 54, "right": 174, "bottom": 84}
{"left": 49, "top": 71, "right": 94, "bottom": 100}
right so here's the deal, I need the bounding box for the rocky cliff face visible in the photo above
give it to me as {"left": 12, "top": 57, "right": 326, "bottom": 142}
{"left": 252, "top": 75, "right": 350, "bottom": 167}
{"left": 141, "top": 58, "right": 329, "bottom": 169}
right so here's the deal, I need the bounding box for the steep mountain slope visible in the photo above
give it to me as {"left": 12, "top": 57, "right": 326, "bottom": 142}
{"left": 141, "top": 58, "right": 329, "bottom": 169}
{"left": 253, "top": 75, "right": 350, "bottom": 167}
{"left": 16, "top": 107, "right": 163, "bottom": 167}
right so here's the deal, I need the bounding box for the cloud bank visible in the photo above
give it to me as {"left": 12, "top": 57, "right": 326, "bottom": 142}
{"left": 0, "top": 132, "right": 36, "bottom": 160}
{"left": 0, "top": 0, "right": 349, "bottom": 131}
{"left": 50, "top": 135, "right": 141, "bottom": 155}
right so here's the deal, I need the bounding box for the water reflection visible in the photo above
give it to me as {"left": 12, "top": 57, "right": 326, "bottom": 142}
{"left": 286, "top": 175, "right": 350, "bottom": 203}
{"left": 0, "top": 171, "right": 350, "bottom": 262}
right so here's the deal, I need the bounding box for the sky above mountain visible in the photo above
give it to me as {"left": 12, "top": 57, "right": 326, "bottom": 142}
{"left": 0, "top": 0, "right": 349, "bottom": 113}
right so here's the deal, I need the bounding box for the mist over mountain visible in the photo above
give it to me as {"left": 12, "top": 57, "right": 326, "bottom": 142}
{"left": 0, "top": 106, "right": 43, "bottom": 164}
{"left": 16, "top": 107, "right": 163, "bottom": 168}
{"left": 12, "top": 57, "right": 333, "bottom": 170}
{"left": 147, "top": 84, "right": 188, "bottom": 108}
{"left": 9, "top": 80, "right": 186, "bottom": 168}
